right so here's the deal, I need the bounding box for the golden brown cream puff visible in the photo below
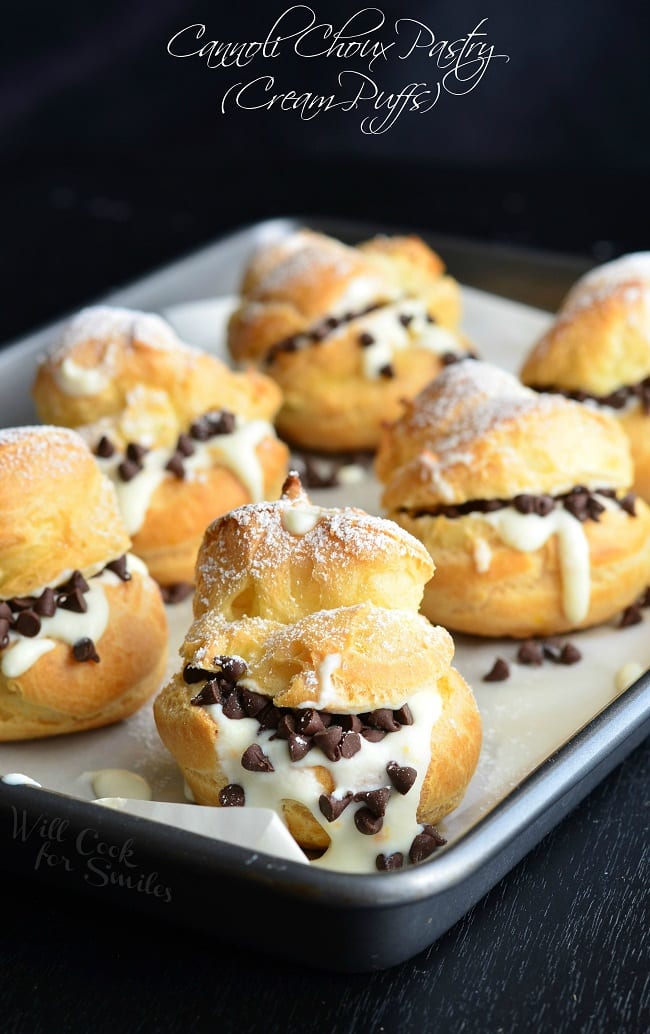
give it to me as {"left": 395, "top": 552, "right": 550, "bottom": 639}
{"left": 376, "top": 361, "right": 650, "bottom": 638}
{"left": 154, "top": 474, "right": 481, "bottom": 872}
{"left": 33, "top": 306, "right": 290, "bottom": 586}
{"left": 0, "top": 426, "right": 168, "bottom": 740}
{"left": 521, "top": 252, "right": 650, "bottom": 502}
{"left": 228, "top": 230, "right": 472, "bottom": 452}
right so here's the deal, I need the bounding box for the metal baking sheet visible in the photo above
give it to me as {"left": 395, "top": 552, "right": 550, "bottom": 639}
{"left": 0, "top": 217, "right": 648, "bottom": 972}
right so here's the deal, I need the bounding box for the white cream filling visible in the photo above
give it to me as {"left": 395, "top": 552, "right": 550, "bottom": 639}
{"left": 90, "top": 769, "right": 152, "bottom": 801}
{"left": 53, "top": 357, "right": 110, "bottom": 397}
{"left": 205, "top": 685, "right": 441, "bottom": 874}
{"left": 483, "top": 506, "right": 591, "bottom": 624}
{"left": 0, "top": 556, "right": 142, "bottom": 679}
{"left": 615, "top": 662, "right": 644, "bottom": 693}
{"left": 340, "top": 300, "right": 460, "bottom": 379}
{"left": 98, "top": 418, "right": 275, "bottom": 534}
{"left": 280, "top": 504, "right": 322, "bottom": 536}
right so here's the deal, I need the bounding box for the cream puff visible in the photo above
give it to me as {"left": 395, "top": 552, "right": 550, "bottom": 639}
{"left": 154, "top": 474, "right": 481, "bottom": 872}
{"left": 0, "top": 426, "right": 168, "bottom": 740}
{"left": 521, "top": 252, "right": 650, "bottom": 502}
{"left": 376, "top": 361, "right": 650, "bottom": 638}
{"left": 33, "top": 305, "right": 290, "bottom": 586}
{"left": 228, "top": 230, "right": 472, "bottom": 452}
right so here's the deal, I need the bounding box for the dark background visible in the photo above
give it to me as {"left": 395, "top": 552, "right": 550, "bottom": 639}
{"left": 0, "top": 3, "right": 648, "bottom": 1032}
{"left": 0, "top": 0, "right": 649, "bottom": 343}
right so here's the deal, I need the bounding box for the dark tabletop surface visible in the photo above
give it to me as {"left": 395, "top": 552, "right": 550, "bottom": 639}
{"left": 1, "top": 1, "right": 649, "bottom": 1028}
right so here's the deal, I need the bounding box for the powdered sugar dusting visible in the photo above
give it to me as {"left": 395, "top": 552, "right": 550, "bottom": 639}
{"left": 562, "top": 252, "right": 650, "bottom": 318}
{"left": 0, "top": 425, "right": 89, "bottom": 479}
{"left": 47, "top": 305, "right": 186, "bottom": 364}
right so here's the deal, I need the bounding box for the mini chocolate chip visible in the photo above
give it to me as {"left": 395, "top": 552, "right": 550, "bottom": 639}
{"left": 288, "top": 733, "right": 312, "bottom": 762}
{"left": 183, "top": 664, "right": 214, "bottom": 684}
{"left": 619, "top": 493, "right": 637, "bottom": 517}
{"left": 296, "top": 708, "right": 325, "bottom": 736}
{"left": 543, "top": 638, "right": 563, "bottom": 662}
{"left": 319, "top": 792, "right": 353, "bottom": 822}
{"left": 338, "top": 714, "right": 363, "bottom": 733}
{"left": 95, "top": 435, "right": 115, "bottom": 458}
{"left": 393, "top": 704, "right": 414, "bottom": 726}
{"left": 640, "top": 587, "right": 650, "bottom": 608}
{"left": 160, "top": 582, "right": 194, "bottom": 604}
{"left": 517, "top": 640, "right": 544, "bottom": 666}
{"left": 57, "top": 588, "right": 87, "bottom": 614}
{"left": 0, "top": 602, "right": 12, "bottom": 621}
{"left": 354, "top": 807, "right": 384, "bottom": 836}
{"left": 376, "top": 852, "right": 404, "bottom": 871}
{"left": 314, "top": 725, "right": 343, "bottom": 761}
{"left": 257, "top": 704, "right": 280, "bottom": 731}
{"left": 514, "top": 494, "right": 535, "bottom": 515}
{"left": 560, "top": 643, "right": 582, "bottom": 665}
{"left": 421, "top": 824, "right": 447, "bottom": 846}
{"left": 190, "top": 680, "right": 222, "bottom": 706}
{"left": 206, "top": 410, "right": 236, "bottom": 436}
{"left": 222, "top": 690, "right": 246, "bottom": 720}
{"left": 386, "top": 761, "right": 417, "bottom": 795}
{"left": 219, "top": 784, "right": 245, "bottom": 807}
{"left": 310, "top": 324, "right": 330, "bottom": 342}
{"left": 274, "top": 714, "right": 296, "bottom": 740}
{"left": 340, "top": 731, "right": 362, "bottom": 758}
{"left": 426, "top": 313, "right": 437, "bottom": 324}
{"left": 441, "top": 351, "right": 461, "bottom": 366}
{"left": 534, "top": 495, "right": 555, "bottom": 517}
{"left": 0, "top": 618, "right": 9, "bottom": 649}
{"left": 398, "top": 313, "right": 414, "bottom": 327}
{"left": 318, "top": 711, "right": 333, "bottom": 728}
{"left": 409, "top": 833, "right": 439, "bottom": 864}
{"left": 176, "top": 433, "right": 195, "bottom": 457}
{"left": 620, "top": 604, "right": 643, "bottom": 628}
{"left": 14, "top": 610, "right": 41, "bottom": 637}
{"left": 8, "top": 596, "right": 35, "bottom": 612}
{"left": 587, "top": 497, "right": 606, "bottom": 521}
{"left": 241, "top": 744, "right": 274, "bottom": 773}
{"left": 68, "top": 571, "right": 89, "bottom": 593}
{"left": 361, "top": 727, "right": 386, "bottom": 743}
{"left": 215, "top": 656, "right": 247, "bottom": 683}
{"left": 165, "top": 453, "right": 185, "bottom": 479}
{"left": 189, "top": 417, "right": 211, "bottom": 441}
{"left": 353, "top": 788, "right": 390, "bottom": 818}
{"left": 118, "top": 458, "right": 142, "bottom": 482}
{"left": 379, "top": 363, "right": 395, "bottom": 379}
{"left": 358, "top": 332, "right": 375, "bottom": 347}
{"left": 105, "top": 556, "right": 131, "bottom": 582}
{"left": 73, "top": 637, "right": 100, "bottom": 663}
{"left": 126, "top": 442, "right": 148, "bottom": 463}
{"left": 323, "top": 316, "right": 339, "bottom": 331}
{"left": 366, "top": 708, "right": 401, "bottom": 732}
{"left": 34, "top": 587, "right": 57, "bottom": 617}
{"left": 241, "top": 687, "right": 268, "bottom": 717}
{"left": 564, "top": 492, "right": 589, "bottom": 521}
{"left": 483, "top": 658, "right": 510, "bottom": 682}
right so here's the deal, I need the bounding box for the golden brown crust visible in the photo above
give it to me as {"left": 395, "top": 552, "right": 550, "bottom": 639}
{"left": 377, "top": 362, "right": 633, "bottom": 508}
{"left": 228, "top": 230, "right": 467, "bottom": 451}
{"left": 0, "top": 573, "right": 167, "bottom": 740}
{"left": 0, "top": 426, "right": 130, "bottom": 598}
{"left": 390, "top": 503, "right": 650, "bottom": 638}
{"left": 619, "top": 406, "right": 650, "bottom": 502}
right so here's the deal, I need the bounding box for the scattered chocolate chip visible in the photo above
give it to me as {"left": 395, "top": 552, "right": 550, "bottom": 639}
{"left": 105, "top": 556, "right": 131, "bottom": 582}
{"left": 183, "top": 663, "right": 214, "bottom": 683}
{"left": 66, "top": 571, "right": 89, "bottom": 594}
{"left": 288, "top": 733, "right": 312, "bottom": 762}
{"left": 222, "top": 690, "right": 246, "bottom": 720}
{"left": 160, "top": 582, "right": 194, "bottom": 604}
{"left": 358, "top": 332, "right": 375, "bottom": 347}
{"left": 117, "top": 458, "right": 142, "bottom": 482}
{"left": 189, "top": 417, "right": 211, "bottom": 441}
{"left": 126, "top": 442, "right": 148, "bottom": 463}
{"left": 206, "top": 410, "right": 236, "bottom": 436}
{"left": 398, "top": 313, "right": 414, "bottom": 328}
{"left": 14, "top": 610, "right": 41, "bottom": 637}
{"left": 338, "top": 714, "right": 363, "bottom": 733}
{"left": 241, "top": 688, "right": 268, "bottom": 718}
{"left": 353, "top": 788, "right": 390, "bottom": 818}
{"left": 95, "top": 436, "right": 115, "bottom": 458}
{"left": 295, "top": 708, "right": 325, "bottom": 736}
{"left": 563, "top": 491, "right": 589, "bottom": 521}
{"left": 483, "top": 658, "right": 510, "bottom": 682}
{"left": 310, "top": 324, "right": 330, "bottom": 343}
{"left": 379, "top": 363, "right": 395, "bottom": 379}
{"left": 219, "top": 784, "right": 245, "bottom": 807}
{"left": 256, "top": 704, "right": 280, "bottom": 731}
{"left": 619, "top": 493, "right": 637, "bottom": 517}
{"left": 215, "top": 656, "right": 247, "bottom": 683}
{"left": 386, "top": 761, "right": 417, "bottom": 795}
{"left": 190, "top": 680, "right": 222, "bottom": 706}
{"left": 73, "top": 637, "right": 100, "bottom": 663}
{"left": 176, "top": 433, "right": 195, "bottom": 457}
{"left": 517, "top": 640, "right": 544, "bottom": 666}
{"left": 319, "top": 792, "right": 352, "bottom": 822}
{"left": 587, "top": 497, "right": 606, "bottom": 521}
{"left": 34, "top": 587, "right": 57, "bottom": 617}
{"left": 274, "top": 714, "right": 296, "bottom": 740}
{"left": 241, "top": 744, "right": 274, "bottom": 773}
{"left": 534, "top": 495, "right": 555, "bottom": 517}
{"left": 409, "top": 832, "right": 439, "bottom": 864}
{"left": 340, "top": 731, "right": 362, "bottom": 758}
{"left": 354, "top": 807, "right": 384, "bottom": 836}
{"left": 376, "top": 852, "right": 404, "bottom": 871}
{"left": 361, "top": 727, "right": 386, "bottom": 743}
{"left": 542, "top": 637, "right": 563, "bottom": 662}
{"left": 314, "top": 725, "right": 344, "bottom": 761}
{"left": 365, "top": 708, "right": 401, "bottom": 732}
{"left": 0, "top": 618, "right": 9, "bottom": 649}
{"left": 560, "top": 643, "right": 582, "bottom": 665}
{"left": 514, "top": 494, "right": 536, "bottom": 515}
{"left": 0, "top": 602, "right": 12, "bottom": 621}
{"left": 421, "top": 824, "right": 447, "bottom": 846}
{"left": 8, "top": 596, "right": 36, "bottom": 612}
{"left": 165, "top": 453, "right": 185, "bottom": 479}
{"left": 620, "top": 604, "right": 643, "bottom": 628}
{"left": 57, "top": 588, "right": 87, "bottom": 613}
{"left": 393, "top": 704, "right": 414, "bottom": 726}
{"left": 441, "top": 351, "right": 461, "bottom": 366}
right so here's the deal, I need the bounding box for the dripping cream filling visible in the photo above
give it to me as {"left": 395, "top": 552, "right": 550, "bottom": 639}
{"left": 0, "top": 554, "right": 146, "bottom": 678}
